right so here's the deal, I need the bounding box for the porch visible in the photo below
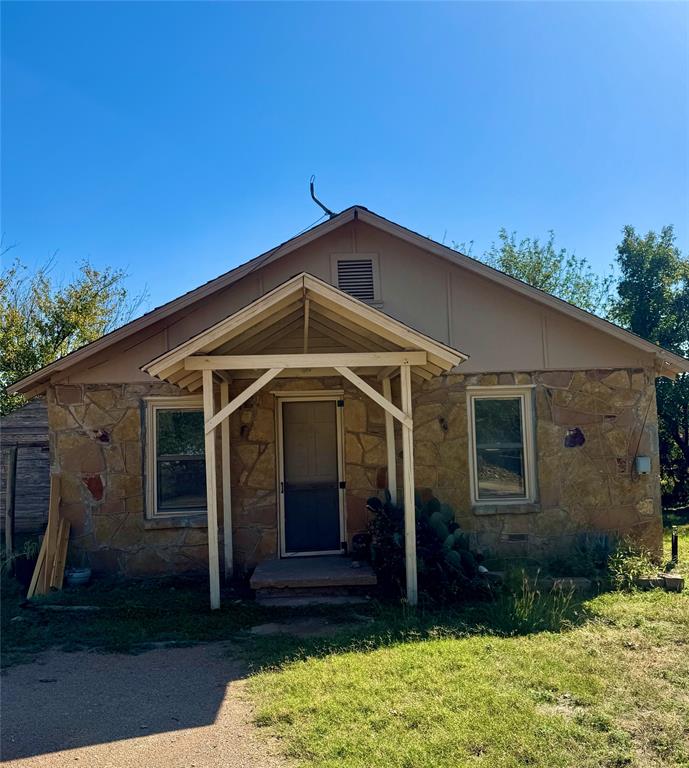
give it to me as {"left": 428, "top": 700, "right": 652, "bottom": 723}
{"left": 141, "top": 272, "right": 466, "bottom": 609}
{"left": 250, "top": 555, "right": 378, "bottom": 605}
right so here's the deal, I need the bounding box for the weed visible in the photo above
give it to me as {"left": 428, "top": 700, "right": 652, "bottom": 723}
{"left": 607, "top": 542, "right": 657, "bottom": 591}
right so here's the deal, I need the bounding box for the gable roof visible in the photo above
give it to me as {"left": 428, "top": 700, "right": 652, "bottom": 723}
{"left": 9, "top": 205, "right": 689, "bottom": 396}
{"left": 142, "top": 272, "right": 467, "bottom": 390}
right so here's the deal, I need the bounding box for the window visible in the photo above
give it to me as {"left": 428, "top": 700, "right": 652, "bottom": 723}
{"left": 467, "top": 387, "right": 536, "bottom": 505}
{"left": 145, "top": 397, "right": 206, "bottom": 518}
{"left": 331, "top": 254, "right": 381, "bottom": 303}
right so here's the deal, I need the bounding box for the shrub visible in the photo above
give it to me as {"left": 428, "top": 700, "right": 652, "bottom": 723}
{"left": 545, "top": 535, "right": 612, "bottom": 579}
{"left": 367, "top": 493, "right": 489, "bottom": 603}
{"left": 482, "top": 571, "right": 577, "bottom": 635}
{"left": 606, "top": 541, "right": 657, "bottom": 591}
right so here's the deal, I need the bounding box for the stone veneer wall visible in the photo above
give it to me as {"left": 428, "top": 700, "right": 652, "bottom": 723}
{"left": 46, "top": 367, "right": 662, "bottom": 577}
{"left": 407, "top": 369, "right": 662, "bottom": 559}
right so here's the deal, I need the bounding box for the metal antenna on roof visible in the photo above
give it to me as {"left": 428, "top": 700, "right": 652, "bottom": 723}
{"left": 309, "top": 175, "right": 336, "bottom": 219}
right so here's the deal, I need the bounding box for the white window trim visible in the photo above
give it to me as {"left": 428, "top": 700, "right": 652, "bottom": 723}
{"left": 144, "top": 395, "right": 206, "bottom": 519}
{"left": 330, "top": 253, "right": 382, "bottom": 305}
{"left": 466, "top": 386, "right": 537, "bottom": 506}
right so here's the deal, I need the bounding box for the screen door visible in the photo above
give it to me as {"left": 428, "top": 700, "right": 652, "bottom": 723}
{"left": 281, "top": 399, "right": 342, "bottom": 554}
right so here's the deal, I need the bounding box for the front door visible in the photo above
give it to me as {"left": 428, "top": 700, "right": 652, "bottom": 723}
{"left": 279, "top": 397, "right": 344, "bottom": 556}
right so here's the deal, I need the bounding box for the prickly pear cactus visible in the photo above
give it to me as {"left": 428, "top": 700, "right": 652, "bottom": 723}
{"left": 368, "top": 491, "right": 484, "bottom": 602}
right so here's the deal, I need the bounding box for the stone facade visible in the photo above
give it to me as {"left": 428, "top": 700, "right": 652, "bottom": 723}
{"left": 46, "top": 367, "right": 662, "bottom": 577}
{"left": 47, "top": 382, "right": 210, "bottom": 575}
{"left": 408, "top": 368, "right": 662, "bottom": 559}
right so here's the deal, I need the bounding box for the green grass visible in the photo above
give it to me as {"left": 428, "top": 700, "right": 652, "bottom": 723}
{"left": 3, "top": 524, "right": 688, "bottom": 766}
{"left": 0, "top": 575, "right": 278, "bottom": 667}
{"left": 248, "top": 524, "right": 689, "bottom": 768}
{"left": 249, "top": 591, "right": 689, "bottom": 767}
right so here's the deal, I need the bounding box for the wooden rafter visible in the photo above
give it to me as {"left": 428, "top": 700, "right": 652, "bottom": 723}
{"left": 308, "top": 308, "right": 395, "bottom": 351}
{"left": 215, "top": 303, "right": 303, "bottom": 355}
{"left": 303, "top": 298, "right": 310, "bottom": 353}
{"left": 242, "top": 317, "right": 304, "bottom": 355}
{"left": 308, "top": 318, "right": 371, "bottom": 352}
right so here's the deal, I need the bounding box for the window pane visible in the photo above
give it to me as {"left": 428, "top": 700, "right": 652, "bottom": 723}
{"left": 474, "top": 398, "right": 526, "bottom": 499}
{"left": 156, "top": 410, "right": 206, "bottom": 512}
{"left": 157, "top": 458, "right": 206, "bottom": 511}
{"left": 157, "top": 410, "right": 205, "bottom": 456}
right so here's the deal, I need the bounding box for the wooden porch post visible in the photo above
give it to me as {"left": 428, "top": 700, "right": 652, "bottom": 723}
{"left": 400, "top": 363, "right": 418, "bottom": 605}
{"left": 220, "top": 380, "right": 233, "bottom": 580}
{"left": 202, "top": 369, "right": 221, "bottom": 610}
{"left": 382, "top": 377, "right": 397, "bottom": 505}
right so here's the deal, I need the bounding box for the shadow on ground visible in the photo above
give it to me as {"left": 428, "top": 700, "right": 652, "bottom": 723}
{"left": 1, "top": 644, "right": 248, "bottom": 763}
{"left": 0, "top": 574, "right": 593, "bottom": 763}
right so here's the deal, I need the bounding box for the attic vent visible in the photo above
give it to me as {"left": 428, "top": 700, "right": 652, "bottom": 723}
{"left": 337, "top": 259, "right": 375, "bottom": 302}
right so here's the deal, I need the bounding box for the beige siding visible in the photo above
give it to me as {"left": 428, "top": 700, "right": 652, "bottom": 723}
{"left": 59, "top": 219, "right": 655, "bottom": 384}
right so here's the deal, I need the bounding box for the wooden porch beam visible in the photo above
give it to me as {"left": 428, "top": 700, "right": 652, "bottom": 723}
{"left": 205, "top": 368, "right": 283, "bottom": 434}
{"left": 186, "top": 351, "right": 427, "bottom": 371}
{"left": 333, "top": 366, "right": 412, "bottom": 429}
{"left": 219, "top": 381, "right": 233, "bottom": 580}
{"left": 400, "top": 363, "right": 418, "bottom": 606}
{"left": 202, "top": 370, "right": 221, "bottom": 610}
{"left": 382, "top": 377, "right": 397, "bottom": 506}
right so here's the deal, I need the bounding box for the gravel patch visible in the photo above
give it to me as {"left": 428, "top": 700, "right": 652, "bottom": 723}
{"left": 1, "top": 644, "right": 288, "bottom": 767}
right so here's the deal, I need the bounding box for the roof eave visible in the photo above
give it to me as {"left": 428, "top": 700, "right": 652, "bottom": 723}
{"left": 355, "top": 208, "right": 689, "bottom": 373}
{"left": 7, "top": 209, "right": 361, "bottom": 396}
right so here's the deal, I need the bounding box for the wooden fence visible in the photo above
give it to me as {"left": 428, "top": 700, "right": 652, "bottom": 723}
{"left": 1, "top": 399, "right": 50, "bottom": 544}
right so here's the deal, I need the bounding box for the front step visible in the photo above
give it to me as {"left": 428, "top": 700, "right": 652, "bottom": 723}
{"left": 255, "top": 593, "right": 372, "bottom": 607}
{"left": 250, "top": 556, "right": 377, "bottom": 605}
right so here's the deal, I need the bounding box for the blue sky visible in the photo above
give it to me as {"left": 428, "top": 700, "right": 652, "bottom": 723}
{"left": 2, "top": 1, "right": 688, "bottom": 312}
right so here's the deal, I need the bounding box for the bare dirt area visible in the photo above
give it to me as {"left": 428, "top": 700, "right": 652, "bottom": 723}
{"left": 1, "top": 644, "right": 288, "bottom": 768}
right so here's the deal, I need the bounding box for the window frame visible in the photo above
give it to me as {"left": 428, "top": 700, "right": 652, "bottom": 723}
{"left": 330, "top": 253, "right": 382, "bottom": 305}
{"left": 466, "top": 385, "right": 537, "bottom": 506}
{"left": 144, "top": 396, "right": 207, "bottom": 519}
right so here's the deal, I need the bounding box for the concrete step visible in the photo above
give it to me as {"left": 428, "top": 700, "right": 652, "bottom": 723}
{"left": 250, "top": 556, "right": 377, "bottom": 591}
{"left": 255, "top": 595, "right": 372, "bottom": 607}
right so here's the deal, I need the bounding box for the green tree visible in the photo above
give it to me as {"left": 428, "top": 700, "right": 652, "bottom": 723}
{"left": 455, "top": 229, "right": 613, "bottom": 316}
{"left": 0, "top": 252, "right": 146, "bottom": 415}
{"left": 611, "top": 225, "right": 689, "bottom": 507}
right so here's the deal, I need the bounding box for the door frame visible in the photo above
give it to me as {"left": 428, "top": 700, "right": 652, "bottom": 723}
{"left": 275, "top": 390, "right": 346, "bottom": 558}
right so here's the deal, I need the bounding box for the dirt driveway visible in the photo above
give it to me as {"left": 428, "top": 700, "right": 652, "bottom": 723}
{"left": 1, "top": 644, "right": 287, "bottom": 768}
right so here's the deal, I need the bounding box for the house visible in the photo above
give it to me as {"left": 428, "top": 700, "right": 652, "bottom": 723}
{"left": 8, "top": 206, "right": 689, "bottom": 607}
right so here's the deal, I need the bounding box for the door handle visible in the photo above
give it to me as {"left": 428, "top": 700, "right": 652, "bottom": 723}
{"left": 280, "top": 481, "right": 284, "bottom": 494}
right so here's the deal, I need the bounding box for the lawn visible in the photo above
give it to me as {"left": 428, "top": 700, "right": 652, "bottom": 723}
{"left": 0, "top": 575, "right": 273, "bottom": 667}
{"left": 2, "top": 523, "right": 688, "bottom": 766}
{"left": 248, "top": 524, "right": 689, "bottom": 768}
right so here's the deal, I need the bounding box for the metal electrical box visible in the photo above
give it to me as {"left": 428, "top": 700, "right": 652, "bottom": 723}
{"left": 635, "top": 456, "right": 651, "bottom": 475}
